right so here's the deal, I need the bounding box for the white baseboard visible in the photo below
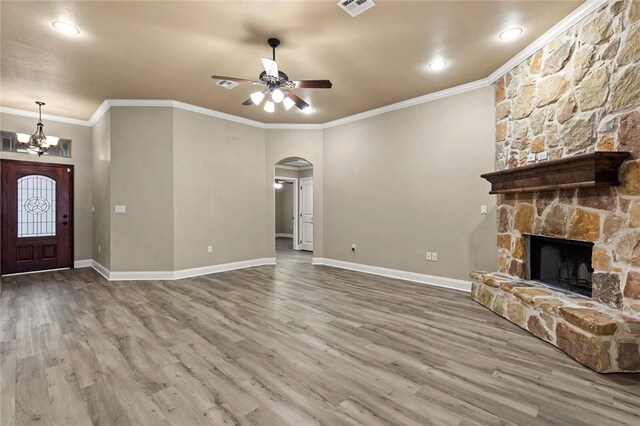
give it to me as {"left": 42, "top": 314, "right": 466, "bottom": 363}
{"left": 311, "top": 258, "right": 471, "bottom": 292}
{"left": 91, "top": 260, "right": 111, "bottom": 280}
{"left": 275, "top": 233, "right": 294, "bottom": 238}
{"left": 90, "top": 258, "right": 276, "bottom": 281}
{"left": 74, "top": 259, "right": 93, "bottom": 268}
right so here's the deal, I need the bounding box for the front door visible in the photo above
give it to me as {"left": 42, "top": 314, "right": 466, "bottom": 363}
{"left": 299, "top": 177, "right": 313, "bottom": 251}
{"left": 1, "top": 160, "right": 73, "bottom": 274}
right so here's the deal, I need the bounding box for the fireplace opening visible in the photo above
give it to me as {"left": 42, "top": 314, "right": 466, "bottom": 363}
{"left": 528, "top": 235, "right": 594, "bottom": 297}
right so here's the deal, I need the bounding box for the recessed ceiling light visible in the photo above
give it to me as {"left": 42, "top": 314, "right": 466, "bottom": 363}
{"left": 428, "top": 60, "right": 447, "bottom": 72}
{"left": 499, "top": 27, "right": 523, "bottom": 41}
{"left": 52, "top": 21, "right": 80, "bottom": 36}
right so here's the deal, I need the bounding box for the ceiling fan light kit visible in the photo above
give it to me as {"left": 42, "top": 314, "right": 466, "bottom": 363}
{"left": 264, "top": 100, "right": 275, "bottom": 113}
{"left": 250, "top": 91, "right": 265, "bottom": 105}
{"left": 283, "top": 96, "right": 295, "bottom": 111}
{"left": 212, "top": 38, "right": 332, "bottom": 113}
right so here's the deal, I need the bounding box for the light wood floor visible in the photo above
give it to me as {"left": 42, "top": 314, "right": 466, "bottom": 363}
{"left": 1, "top": 238, "right": 639, "bottom": 425}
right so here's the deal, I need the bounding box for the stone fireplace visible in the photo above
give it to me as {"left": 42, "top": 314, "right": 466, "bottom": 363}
{"left": 528, "top": 235, "right": 594, "bottom": 297}
{"left": 471, "top": 0, "right": 640, "bottom": 373}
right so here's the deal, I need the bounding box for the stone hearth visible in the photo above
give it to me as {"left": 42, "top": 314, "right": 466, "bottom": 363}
{"left": 471, "top": 271, "right": 640, "bottom": 372}
{"left": 473, "top": 0, "right": 640, "bottom": 373}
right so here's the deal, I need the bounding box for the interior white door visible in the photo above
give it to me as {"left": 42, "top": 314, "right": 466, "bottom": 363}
{"left": 299, "top": 177, "right": 313, "bottom": 251}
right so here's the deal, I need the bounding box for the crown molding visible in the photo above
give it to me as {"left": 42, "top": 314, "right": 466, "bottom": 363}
{"left": 487, "top": 0, "right": 607, "bottom": 83}
{"left": 322, "top": 78, "right": 490, "bottom": 129}
{"left": 1, "top": 0, "right": 604, "bottom": 131}
{"left": 88, "top": 100, "right": 111, "bottom": 125}
{"left": 171, "top": 100, "right": 264, "bottom": 128}
{"left": 264, "top": 123, "right": 324, "bottom": 130}
{"left": 0, "top": 106, "right": 92, "bottom": 127}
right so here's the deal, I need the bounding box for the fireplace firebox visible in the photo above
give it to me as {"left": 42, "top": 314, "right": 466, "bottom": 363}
{"left": 528, "top": 235, "right": 594, "bottom": 297}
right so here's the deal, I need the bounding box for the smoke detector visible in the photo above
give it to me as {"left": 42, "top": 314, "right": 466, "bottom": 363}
{"left": 338, "top": 0, "right": 376, "bottom": 17}
{"left": 216, "top": 80, "right": 239, "bottom": 89}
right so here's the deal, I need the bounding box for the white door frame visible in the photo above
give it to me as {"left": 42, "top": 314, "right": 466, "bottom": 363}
{"left": 299, "top": 177, "right": 313, "bottom": 252}
{"left": 275, "top": 175, "right": 300, "bottom": 250}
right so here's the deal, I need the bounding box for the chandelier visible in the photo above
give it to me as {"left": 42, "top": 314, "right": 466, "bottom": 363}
{"left": 16, "top": 101, "right": 59, "bottom": 157}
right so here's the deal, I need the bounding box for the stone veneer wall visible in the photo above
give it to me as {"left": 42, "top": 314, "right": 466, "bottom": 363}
{"left": 494, "top": 0, "right": 640, "bottom": 312}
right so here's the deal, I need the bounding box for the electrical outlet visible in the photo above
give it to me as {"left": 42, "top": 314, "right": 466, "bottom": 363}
{"left": 536, "top": 150, "right": 548, "bottom": 161}
{"left": 480, "top": 205, "right": 488, "bottom": 215}
{"left": 114, "top": 205, "right": 126, "bottom": 214}
{"left": 351, "top": 244, "right": 357, "bottom": 252}
{"left": 527, "top": 153, "right": 537, "bottom": 162}
{"left": 432, "top": 252, "right": 438, "bottom": 262}
{"left": 426, "top": 252, "right": 432, "bottom": 261}
{"left": 207, "top": 245, "right": 213, "bottom": 253}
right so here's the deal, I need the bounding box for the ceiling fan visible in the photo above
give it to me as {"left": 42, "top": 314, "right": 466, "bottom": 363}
{"left": 211, "top": 38, "right": 332, "bottom": 112}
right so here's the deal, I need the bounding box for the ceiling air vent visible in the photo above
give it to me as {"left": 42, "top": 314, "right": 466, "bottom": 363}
{"left": 337, "top": 0, "right": 376, "bottom": 17}
{"left": 216, "top": 80, "right": 239, "bottom": 89}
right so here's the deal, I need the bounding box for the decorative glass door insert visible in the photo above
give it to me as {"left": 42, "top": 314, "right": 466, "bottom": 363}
{"left": 17, "top": 174, "right": 56, "bottom": 237}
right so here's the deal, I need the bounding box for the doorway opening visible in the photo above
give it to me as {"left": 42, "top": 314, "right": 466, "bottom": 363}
{"left": 274, "top": 158, "right": 313, "bottom": 260}
{"left": 1, "top": 159, "right": 74, "bottom": 275}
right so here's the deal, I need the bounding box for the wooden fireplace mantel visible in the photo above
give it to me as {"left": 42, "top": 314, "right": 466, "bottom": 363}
{"left": 481, "top": 152, "right": 631, "bottom": 195}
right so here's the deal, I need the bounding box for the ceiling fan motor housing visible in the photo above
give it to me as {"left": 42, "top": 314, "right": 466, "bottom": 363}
{"left": 267, "top": 38, "right": 280, "bottom": 49}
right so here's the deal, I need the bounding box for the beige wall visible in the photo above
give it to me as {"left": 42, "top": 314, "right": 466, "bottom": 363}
{"left": 91, "top": 110, "right": 111, "bottom": 268}
{"left": 275, "top": 182, "right": 294, "bottom": 235}
{"left": 274, "top": 167, "right": 299, "bottom": 179}
{"left": 0, "top": 112, "right": 93, "bottom": 263}
{"left": 265, "top": 130, "right": 324, "bottom": 257}
{"left": 299, "top": 168, "right": 313, "bottom": 179}
{"left": 109, "top": 107, "right": 174, "bottom": 271}
{"left": 173, "top": 108, "right": 267, "bottom": 270}
{"left": 323, "top": 86, "right": 497, "bottom": 280}
{"left": 2, "top": 91, "right": 495, "bottom": 283}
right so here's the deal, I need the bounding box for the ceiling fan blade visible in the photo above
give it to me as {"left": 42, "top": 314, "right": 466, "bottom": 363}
{"left": 261, "top": 57, "right": 279, "bottom": 78}
{"left": 287, "top": 92, "right": 310, "bottom": 111}
{"left": 291, "top": 80, "right": 332, "bottom": 89}
{"left": 211, "top": 75, "right": 264, "bottom": 85}
{"left": 242, "top": 97, "right": 254, "bottom": 106}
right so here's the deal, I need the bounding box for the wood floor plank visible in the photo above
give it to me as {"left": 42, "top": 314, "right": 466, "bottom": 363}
{"left": 45, "top": 364, "right": 93, "bottom": 426}
{"left": 0, "top": 341, "right": 17, "bottom": 426}
{"left": 15, "top": 354, "right": 51, "bottom": 425}
{"left": 1, "top": 238, "right": 639, "bottom": 425}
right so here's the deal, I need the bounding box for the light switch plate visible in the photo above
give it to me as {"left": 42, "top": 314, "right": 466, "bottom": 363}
{"left": 527, "top": 153, "right": 537, "bottom": 162}
{"left": 114, "top": 205, "right": 126, "bottom": 214}
{"left": 480, "top": 205, "right": 488, "bottom": 215}
{"left": 432, "top": 252, "right": 438, "bottom": 262}
{"left": 536, "top": 151, "right": 548, "bottom": 161}
{"left": 426, "top": 252, "right": 432, "bottom": 261}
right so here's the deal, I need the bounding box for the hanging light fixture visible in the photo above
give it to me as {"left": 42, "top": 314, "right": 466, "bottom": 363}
{"left": 18, "top": 101, "right": 59, "bottom": 157}
{"left": 274, "top": 179, "right": 283, "bottom": 189}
